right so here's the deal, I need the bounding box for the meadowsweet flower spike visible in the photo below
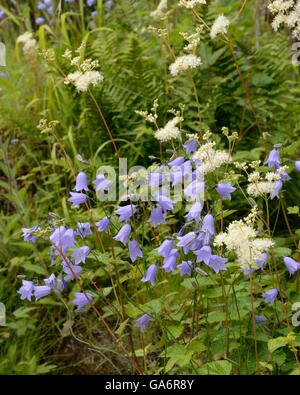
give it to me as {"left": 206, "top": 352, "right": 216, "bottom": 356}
{"left": 150, "top": 0, "right": 168, "bottom": 20}
{"left": 169, "top": 55, "right": 202, "bottom": 76}
{"left": 179, "top": 0, "right": 206, "bottom": 9}
{"left": 210, "top": 15, "right": 230, "bottom": 39}
{"left": 154, "top": 117, "right": 183, "bottom": 142}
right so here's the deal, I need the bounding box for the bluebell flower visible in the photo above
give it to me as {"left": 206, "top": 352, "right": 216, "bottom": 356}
{"left": 177, "top": 261, "right": 193, "bottom": 276}
{"left": 73, "top": 292, "right": 93, "bottom": 311}
{"left": 201, "top": 214, "right": 215, "bottom": 236}
{"left": 283, "top": 256, "right": 300, "bottom": 276}
{"left": 44, "top": 273, "right": 58, "bottom": 291}
{"left": 183, "top": 138, "right": 198, "bottom": 154}
{"left": 168, "top": 156, "right": 185, "bottom": 167}
{"left": 22, "top": 226, "right": 39, "bottom": 243}
{"left": 93, "top": 174, "right": 110, "bottom": 191}
{"left": 68, "top": 192, "right": 87, "bottom": 208}
{"left": 216, "top": 183, "right": 236, "bottom": 200}
{"left": 113, "top": 224, "right": 131, "bottom": 245}
{"left": 115, "top": 204, "right": 136, "bottom": 222}
{"left": 34, "top": 285, "right": 51, "bottom": 300}
{"left": 50, "top": 226, "right": 75, "bottom": 254}
{"left": 296, "top": 161, "right": 300, "bottom": 172}
{"left": 255, "top": 315, "right": 267, "bottom": 324}
{"left": 141, "top": 264, "right": 158, "bottom": 286}
{"left": 75, "top": 222, "right": 92, "bottom": 239}
{"left": 162, "top": 250, "right": 179, "bottom": 273}
{"left": 47, "top": 6, "right": 53, "bottom": 14}
{"left": 184, "top": 180, "right": 205, "bottom": 201}
{"left": 63, "top": 262, "right": 82, "bottom": 280}
{"left": 75, "top": 171, "right": 89, "bottom": 192}
{"left": 91, "top": 11, "right": 98, "bottom": 17}
{"left": 147, "top": 207, "right": 166, "bottom": 227}
{"left": 134, "top": 313, "right": 151, "bottom": 332}
{"left": 18, "top": 280, "right": 34, "bottom": 301}
{"left": 96, "top": 217, "right": 110, "bottom": 233}
{"left": 256, "top": 253, "right": 268, "bottom": 269}
{"left": 0, "top": 11, "right": 5, "bottom": 19}
{"left": 207, "top": 255, "right": 228, "bottom": 274}
{"left": 38, "top": 2, "right": 46, "bottom": 10}
{"left": 194, "top": 245, "right": 212, "bottom": 265}
{"left": 44, "top": 0, "right": 52, "bottom": 4}
{"left": 156, "top": 194, "right": 174, "bottom": 211}
{"left": 87, "top": 0, "right": 96, "bottom": 6}
{"left": 177, "top": 232, "right": 196, "bottom": 247}
{"left": 186, "top": 201, "right": 203, "bottom": 223}
{"left": 270, "top": 180, "right": 282, "bottom": 200}
{"left": 265, "top": 148, "right": 281, "bottom": 169}
{"left": 262, "top": 288, "right": 278, "bottom": 304}
{"left": 35, "top": 17, "right": 45, "bottom": 25}
{"left": 72, "top": 246, "right": 90, "bottom": 265}
{"left": 157, "top": 240, "right": 173, "bottom": 257}
{"left": 128, "top": 239, "right": 143, "bottom": 263}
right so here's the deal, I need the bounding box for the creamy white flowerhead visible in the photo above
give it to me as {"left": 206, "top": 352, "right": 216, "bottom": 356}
{"left": 64, "top": 70, "right": 104, "bottom": 92}
{"left": 268, "top": 0, "right": 300, "bottom": 38}
{"left": 193, "top": 142, "right": 232, "bottom": 174}
{"left": 17, "top": 32, "right": 37, "bottom": 55}
{"left": 154, "top": 117, "right": 183, "bottom": 142}
{"left": 179, "top": 0, "right": 206, "bottom": 9}
{"left": 150, "top": 0, "right": 168, "bottom": 20}
{"left": 210, "top": 15, "right": 230, "bottom": 39}
{"left": 169, "top": 54, "right": 202, "bottom": 76}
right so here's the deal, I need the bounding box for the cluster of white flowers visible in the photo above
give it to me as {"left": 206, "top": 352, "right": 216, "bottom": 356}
{"left": 179, "top": 0, "right": 206, "bottom": 9}
{"left": 136, "top": 99, "right": 159, "bottom": 124}
{"left": 214, "top": 214, "right": 274, "bottom": 271}
{"left": 154, "top": 116, "right": 183, "bottom": 142}
{"left": 268, "top": 0, "right": 300, "bottom": 38}
{"left": 246, "top": 167, "right": 287, "bottom": 198}
{"left": 193, "top": 141, "right": 232, "bottom": 174}
{"left": 17, "top": 32, "right": 37, "bottom": 55}
{"left": 169, "top": 54, "right": 202, "bottom": 76}
{"left": 150, "top": 0, "right": 168, "bottom": 20}
{"left": 210, "top": 15, "right": 230, "bottom": 39}
{"left": 63, "top": 47, "right": 104, "bottom": 93}
{"left": 180, "top": 27, "right": 203, "bottom": 52}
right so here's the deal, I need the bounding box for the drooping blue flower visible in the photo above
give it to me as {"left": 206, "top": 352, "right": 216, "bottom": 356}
{"left": 157, "top": 240, "right": 173, "bottom": 258}
{"left": 0, "top": 10, "right": 5, "bottom": 19}
{"left": 91, "top": 10, "right": 98, "bottom": 16}
{"left": 177, "top": 232, "right": 196, "bottom": 247}
{"left": 296, "top": 161, "right": 300, "bottom": 172}
{"left": 38, "top": 2, "right": 46, "bottom": 10}
{"left": 201, "top": 214, "right": 215, "bottom": 236}
{"left": 87, "top": 0, "right": 96, "bottom": 6}
{"left": 283, "top": 256, "right": 300, "bottom": 276}
{"left": 96, "top": 217, "right": 110, "bottom": 233}
{"left": 156, "top": 195, "right": 174, "bottom": 211}
{"left": 148, "top": 172, "right": 163, "bottom": 189}
{"left": 177, "top": 261, "right": 193, "bottom": 276}
{"left": 141, "top": 264, "right": 157, "bottom": 286}
{"left": 256, "top": 252, "right": 268, "bottom": 269}
{"left": 75, "top": 172, "right": 89, "bottom": 192}
{"left": 22, "top": 226, "right": 39, "bottom": 243}
{"left": 183, "top": 138, "right": 198, "bottom": 154}
{"left": 73, "top": 292, "right": 93, "bottom": 312}
{"left": 50, "top": 226, "right": 75, "bottom": 253}
{"left": 270, "top": 180, "right": 282, "bottom": 200}
{"left": 262, "top": 288, "right": 278, "bottom": 304}
{"left": 184, "top": 180, "right": 205, "bottom": 201}
{"left": 168, "top": 157, "right": 185, "bottom": 167}
{"left": 75, "top": 222, "right": 92, "bottom": 239}
{"left": 63, "top": 262, "right": 83, "bottom": 280}
{"left": 47, "top": 6, "right": 53, "bottom": 14}
{"left": 134, "top": 313, "right": 151, "bottom": 332}
{"left": 186, "top": 201, "right": 203, "bottom": 223}
{"left": 255, "top": 315, "right": 267, "bottom": 324}
{"left": 162, "top": 250, "right": 179, "bottom": 273}
{"left": 207, "top": 255, "right": 228, "bottom": 274}
{"left": 18, "top": 280, "right": 34, "bottom": 301}
{"left": 216, "top": 183, "right": 236, "bottom": 200}
{"left": 44, "top": 273, "right": 58, "bottom": 291}
{"left": 194, "top": 245, "right": 212, "bottom": 265}
{"left": 265, "top": 149, "right": 281, "bottom": 169}
{"left": 128, "top": 239, "right": 143, "bottom": 263}
{"left": 93, "top": 174, "right": 110, "bottom": 192}
{"left": 44, "top": 0, "right": 52, "bottom": 4}
{"left": 72, "top": 246, "right": 90, "bottom": 265}
{"left": 113, "top": 224, "right": 131, "bottom": 245}
{"left": 35, "top": 17, "right": 45, "bottom": 25}
{"left": 147, "top": 207, "right": 166, "bottom": 227}
{"left": 68, "top": 192, "right": 87, "bottom": 208}
{"left": 34, "top": 285, "right": 51, "bottom": 300}
{"left": 115, "top": 204, "right": 136, "bottom": 222}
